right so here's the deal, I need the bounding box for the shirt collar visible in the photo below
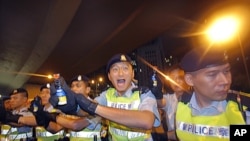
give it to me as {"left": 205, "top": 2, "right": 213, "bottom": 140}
{"left": 115, "top": 84, "right": 136, "bottom": 97}
{"left": 189, "top": 92, "right": 227, "bottom": 116}
{"left": 12, "top": 107, "right": 28, "bottom": 114}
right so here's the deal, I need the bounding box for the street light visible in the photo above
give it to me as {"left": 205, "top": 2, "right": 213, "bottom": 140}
{"left": 99, "top": 77, "right": 103, "bottom": 83}
{"left": 91, "top": 76, "right": 104, "bottom": 97}
{"left": 205, "top": 14, "right": 250, "bottom": 87}
{"left": 206, "top": 16, "right": 239, "bottom": 43}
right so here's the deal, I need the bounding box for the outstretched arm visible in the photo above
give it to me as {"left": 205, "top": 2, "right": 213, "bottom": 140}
{"left": 95, "top": 106, "right": 154, "bottom": 129}
{"left": 56, "top": 114, "right": 90, "bottom": 131}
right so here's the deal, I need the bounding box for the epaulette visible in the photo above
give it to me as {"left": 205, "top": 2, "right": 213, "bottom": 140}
{"left": 227, "top": 90, "right": 250, "bottom": 108}
{"left": 180, "top": 92, "right": 192, "bottom": 104}
{"left": 226, "top": 92, "right": 249, "bottom": 122}
{"left": 132, "top": 86, "right": 149, "bottom": 95}
{"left": 246, "top": 107, "right": 250, "bottom": 111}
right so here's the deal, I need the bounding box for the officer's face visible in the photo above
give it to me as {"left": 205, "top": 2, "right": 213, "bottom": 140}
{"left": 168, "top": 69, "right": 188, "bottom": 94}
{"left": 108, "top": 62, "right": 134, "bottom": 95}
{"left": 4, "top": 99, "right": 12, "bottom": 111}
{"left": 185, "top": 63, "right": 231, "bottom": 107}
{"left": 71, "top": 81, "right": 90, "bottom": 97}
{"left": 39, "top": 88, "right": 50, "bottom": 105}
{"left": 10, "top": 93, "right": 28, "bottom": 110}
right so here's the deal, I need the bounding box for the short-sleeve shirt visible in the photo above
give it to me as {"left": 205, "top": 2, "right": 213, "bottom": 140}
{"left": 12, "top": 107, "right": 33, "bottom": 116}
{"left": 12, "top": 107, "right": 33, "bottom": 133}
{"left": 94, "top": 85, "right": 161, "bottom": 127}
{"left": 161, "top": 93, "right": 178, "bottom": 131}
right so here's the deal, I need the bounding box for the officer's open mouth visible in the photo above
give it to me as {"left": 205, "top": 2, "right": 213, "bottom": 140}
{"left": 117, "top": 79, "right": 125, "bottom": 84}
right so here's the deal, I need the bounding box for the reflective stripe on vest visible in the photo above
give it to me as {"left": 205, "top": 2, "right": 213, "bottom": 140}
{"left": 37, "top": 130, "right": 63, "bottom": 137}
{"left": 70, "top": 131, "right": 100, "bottom": 138}
{"left": 36, "top": 127, "right": 63, "bottom": 137}
{"left": 8, "top": 132, "right": 32, "bottom": 140}
{"left": 176, "top": 101, "right": 245, "bottom": 141}
{"left": 109, "top": 127, "right": 147, "bottom": 139}
{"left": 1, "top": 125, "right": 17, "bottom": 135}
{"left": 106, "top": 88, "right": 150, "bottom": 141}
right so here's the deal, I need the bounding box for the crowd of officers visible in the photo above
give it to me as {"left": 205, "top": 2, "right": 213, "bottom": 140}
{"left": 1, "top": 47, "right": 250, "bottom": 141}
{"left": 0, "top": 75, "right": 106, "bottom": 141}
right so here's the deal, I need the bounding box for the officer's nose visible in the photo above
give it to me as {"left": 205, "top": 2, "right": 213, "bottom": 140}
{"left": 218, "top": 72, "right": 231, "bottom": 85}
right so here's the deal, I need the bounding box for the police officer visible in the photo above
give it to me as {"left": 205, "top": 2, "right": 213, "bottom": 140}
{"left": 0, "top": 93, "right": 33, "bottom": 141}
{"left": 0, "top": 97, "right": 10, "bottom": 140}
{"left": 69, "top": 75, "right": 102, "bottom": 141}
{"left": 50, "top": 53, "right": 161, "bottom": 141}
{"left": 6, "top": 88, "right": 33, "bottom": 140}
{"left": 35, "top": 85, "right": 64, "bottom": 141}
{"left": 176, "top": 47, "right": 250, "bottom": 141}
{"left": 152, "top": 64, "right": 191, "bottom": 141}
{"left": 31, "top": 84, "right": 92, "bottom": 140}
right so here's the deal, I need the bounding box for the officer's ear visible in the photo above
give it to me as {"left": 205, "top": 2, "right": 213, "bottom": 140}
{"left": 108, "top": 73, "right": 111, "bottom": 81}
{"left": 86, "top": 86, "right": 91, "bottom": 95}
{"left": 184, "top": 74, "right": 194, "bottom": 87}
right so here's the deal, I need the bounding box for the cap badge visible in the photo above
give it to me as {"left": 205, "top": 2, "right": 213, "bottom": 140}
{"left": 13, "top": 89, "right": 17, "bottom": 93}
{"left": 120, "top": 55, "right": 127, "bottom": 61}
{"left": 77, "top": 75, "right": 82, "bottom": 81}
{"left": 46, "top": 83, "right": 50, "bottom": 88}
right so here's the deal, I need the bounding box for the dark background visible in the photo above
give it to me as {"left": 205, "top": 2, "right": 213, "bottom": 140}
{"left": 0, "top": 0, "right": 250, "bottom": 94}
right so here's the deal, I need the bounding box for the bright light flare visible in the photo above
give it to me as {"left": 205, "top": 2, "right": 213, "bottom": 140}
{"left": 137, "top": 56, "right": 188, "bottom": 92}
{"left": 0, "top": 69, "right": 54, "bottom": 79}
{"left": 47, "top": 74, "right": 53, "bottom": 79}
{"left": 206, "top": 16, "right": 239, "bottom": 42}
{"left": 99, "top": 77, "right": 103, "bottom": 82}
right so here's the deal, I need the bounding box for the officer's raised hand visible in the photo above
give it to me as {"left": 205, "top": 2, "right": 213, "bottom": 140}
{"left": 149, "top": 70, "right": 163, "bottom": 100}
{"left": 49, "top": 74, "right": 77, "bottom": 115}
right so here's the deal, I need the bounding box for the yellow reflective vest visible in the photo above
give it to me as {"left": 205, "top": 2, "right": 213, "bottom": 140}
{"left": 0, "top": 124, "right": 32, "bottom": 140}
{"left": 36, "top": 126, "right": 63, "bottom": 141}
{"left": 176, "top": 101, "right": 245, "bottom": 141}
{"left": 106, "top": 88, "right": 151, "bottom": 141}
{"left": 70, "top": 127, "right": 101, "bottom": 141}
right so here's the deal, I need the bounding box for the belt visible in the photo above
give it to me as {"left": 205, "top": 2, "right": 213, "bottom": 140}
{"left": 70, "top": 131, "right": 100, "bottom": 138}
{"left": 8, "top": 132, "right": 32, "bottom": 140}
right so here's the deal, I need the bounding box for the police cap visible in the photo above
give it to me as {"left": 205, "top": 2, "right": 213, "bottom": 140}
{"left": 10, "top": 88, "right": 28, "bottom": 97}
{"left": 40, "top": 83, "right": 50, "bottom": 91}
{"left": 70, "top": 75, "right": 90, "bottom": 85}
{"left": 106, "top": 53, "right": 132, "bottom": 73}
{"left": 180, "top": 47, "right": 228, "bottom": 72}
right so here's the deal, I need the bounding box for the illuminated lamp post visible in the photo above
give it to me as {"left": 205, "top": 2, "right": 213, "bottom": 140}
{"left": 205, "top": 15, "right": 250, "bottom": 87}
{"left": 91, "top": 76, "right": 104, "bottom": 97}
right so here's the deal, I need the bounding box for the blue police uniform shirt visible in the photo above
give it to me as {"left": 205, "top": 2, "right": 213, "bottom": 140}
{"left": 12, "top": 107, "right": 33, "bottom": 133}
{"left": 188, "top": 92, "right": 250, "bottom": 124}
{"left": 161, "top": 93, "right": 179, "bottom": 131}
{"left": 94, "top": 84, "right": 161, "bottom": 127}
